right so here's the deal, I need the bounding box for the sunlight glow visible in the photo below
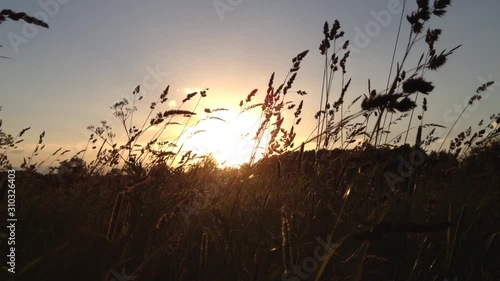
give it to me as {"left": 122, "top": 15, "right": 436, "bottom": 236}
{"left": 182, "top": 110, "right": 268, "bottom": 168}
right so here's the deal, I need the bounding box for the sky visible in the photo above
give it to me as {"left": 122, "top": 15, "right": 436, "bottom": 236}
{"left": 1, "top": 0, "right": 499, "bottom": 168}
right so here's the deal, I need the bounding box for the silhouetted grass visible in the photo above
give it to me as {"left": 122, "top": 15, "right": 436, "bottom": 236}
{"left": 1, "top": 1, "right": 499, "bottom": 280}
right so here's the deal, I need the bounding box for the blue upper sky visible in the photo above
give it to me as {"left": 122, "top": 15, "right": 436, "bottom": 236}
{"left": 1, "top": 0, "right": 499, "bottom": 166}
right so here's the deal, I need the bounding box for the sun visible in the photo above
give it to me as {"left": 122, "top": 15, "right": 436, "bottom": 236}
{"left": 182, "top": 110, "right": 268, "bottom": 168}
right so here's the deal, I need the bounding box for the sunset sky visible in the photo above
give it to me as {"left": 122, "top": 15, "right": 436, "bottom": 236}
{"left": 1, "top": 0, "right": 499, "bottom": 167}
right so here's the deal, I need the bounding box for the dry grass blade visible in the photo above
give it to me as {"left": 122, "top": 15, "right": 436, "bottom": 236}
{"left": 313, "top": 234, "right": 350, "bottom": 281}
{"left": 0, "top": 9, "right": 49, "bottom": 28}
{"left": 446, "top": 205, "right": 466, "bottom": 278}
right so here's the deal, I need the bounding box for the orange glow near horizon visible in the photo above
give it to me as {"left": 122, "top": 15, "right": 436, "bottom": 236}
{"left": 181, "top": 110, "right": 269, "bottom": 168}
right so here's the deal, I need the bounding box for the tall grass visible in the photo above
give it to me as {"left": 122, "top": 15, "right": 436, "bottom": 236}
{"left": 1, "top": 1, "right": 500, "bottom": 281}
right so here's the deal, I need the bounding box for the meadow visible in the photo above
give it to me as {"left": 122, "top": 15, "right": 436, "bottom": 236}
{"left": 1, "top": 1, "right": 499, "bottom": 280}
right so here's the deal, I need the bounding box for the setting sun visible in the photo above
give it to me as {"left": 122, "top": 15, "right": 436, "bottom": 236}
{"left": 181, "top": 110, "right": 269, "bottom": 167}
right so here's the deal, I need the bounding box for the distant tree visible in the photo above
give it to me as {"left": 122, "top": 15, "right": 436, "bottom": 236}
{"left": 0, "top": 120, "right": 13, "bottom": 149}
{"left": 0, "top": 106, "right": 16, "bottom": 169}
{"left": 57, "top": 157, "right": 87, "bottom": 183}
{"left": 108, "top": 168, "right": 125, "bottom": 176}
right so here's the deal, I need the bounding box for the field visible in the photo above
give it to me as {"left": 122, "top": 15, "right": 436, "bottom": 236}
{"left": 1, "top": 1, "right": 500, "bottom": 281}
{"left": 1, "top": 144, "right": 500, "bottom": 280}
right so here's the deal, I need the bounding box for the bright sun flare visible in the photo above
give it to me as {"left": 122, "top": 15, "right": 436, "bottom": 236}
{"left": 181, "top": 110, "right": 268, "bottom": 168}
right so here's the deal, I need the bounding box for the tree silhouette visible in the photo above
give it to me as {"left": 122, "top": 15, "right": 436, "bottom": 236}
{"left": 57, "top": 157, "right": 87, "bottom": 183}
